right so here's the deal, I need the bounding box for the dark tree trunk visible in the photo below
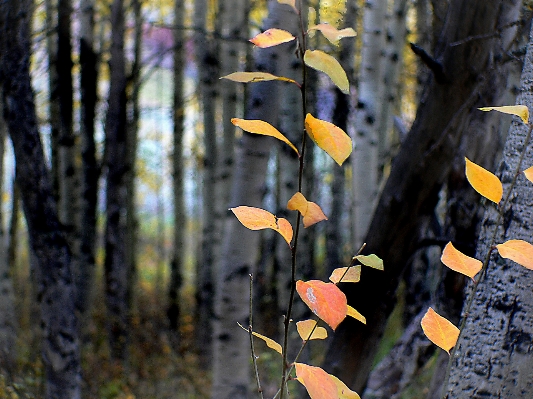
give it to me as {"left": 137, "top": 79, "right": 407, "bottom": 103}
{"left": 322, "top": 0, "right": 524, "bottom": 393}
{"left": 0, "top": 0, "right": 81, "bottom": 397}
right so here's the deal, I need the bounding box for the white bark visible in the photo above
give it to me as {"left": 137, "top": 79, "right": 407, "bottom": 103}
{"left": 352, "top": 0, "right": 388, "bottom": 248}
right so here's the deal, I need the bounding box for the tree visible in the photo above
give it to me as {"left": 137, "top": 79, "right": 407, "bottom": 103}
{"left": 322, "top": 0, "right": 525, "bottom": 393}
{"left": 0, "top": 0, "right": 81, "bottom": 396}
{"left": 444, "top": 19, "right": 533, "bottom": 398}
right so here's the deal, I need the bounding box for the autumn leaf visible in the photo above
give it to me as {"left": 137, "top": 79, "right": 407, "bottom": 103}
{"left": 421, "top": 307, "right": 459, "bottom": 354}
{"left": 479, "top": 105, "right": 529, "bottom": 124}
{"left": 354, "top": 254, "right": 384, "bottom": 270}
{"left": 465, "top": 157, "right": 503, "bottom": 203}
{"left": 329, "top": 266, "right": 361, "bottom": 283}
{"left": 305, "top": 113, "right": 352, "bottom": 166}
{"left": 249, "top": 28, "right": 295, "bottom": 48}
{"left": 296, "top": 320, "right": 328, "bottom": 340}
{"left": 231, "top": 118, "right": 299, "bottom": 155}
{"left": 296, "top": 280, "right": 347, "bottom": 330}
{"left": 287, "top": 192, "right": 327, "bottom": 227}
{"left": 294, "top": 363, "right": 338, "bottom": 399}
{"left": 523, "top": 165, "right": 533, "bottom": 183}
{"left": 441, "top": 242, "right": 482, "bottom": 280}
{"left": 346, "top": 305, "right": 366, "bottom": 324}
{"left": 231, "top": 206, "right": 293, "bottom": 245}
{"left": 496, "top": 239, "right": 533, "bottom": 270}
{"left": 331, "top": 375, "right": 361, "bottom": 399}
{"left": 308, "top": 23, "right": 356, "bottom": 45}
{"left": 304, "top": 49, "right": 349, "bottom": 94}
{"left": 220, "top": 72, "right": 297, "bottom": 85}
{"left": 252, "top": 331, "right": 282, "bottom": 354}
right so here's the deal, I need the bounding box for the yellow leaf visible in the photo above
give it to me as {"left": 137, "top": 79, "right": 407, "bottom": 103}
{"left": 287, "top": 192, "right": 327, "bottom": 227}
{"left": 496, "top": 239, "right": 533, "bottom": 270}
{"left": 479, "top": 105, "right": 529, "bottom": 124}
{"left": 252, "top": 331, "right": 283, "bottom": 355}
{"left": 308, "top": 23, "right": 356, "bottom": 45}
{"left": 304, "top": 49, "right": 349, "bottom": 94}
{"left": 296, "top": 280, "right": 347, "bottom": 330}
{"left": 329, "top": 266, "right": 361, "bottom": 283}
{"left": 220, "top": 71, "right": 297, "bottom": 84}
{"left": 421, "top": 307, "right": 459, "bottom": 354}
{"left": 354, "top": 254, "right": 384, "bottom": 270}
{"left": 249, "top": 28, "right": 295, "bottom": 48}
{"left": 231, "top": 206, "right": 293, "bottom": 245}
{"left": 305, "top": 113, "right": 352, "bottom": 166}
{"left": 330, "top": 375, "right": 361, "bottom": 399}
{"left": 441, "top": 242, "right": 482, "bottom": 280}
{"left": 294, "top": 363, "right": 338, "bottom": 399}
{"left": 346, "top": 305, "right": 366, "bottom": 324}
{"left": 523, "top": 165, "right": 533, "bottom": 183}
{"left": 231, "top": 118, "right": 299, "bottom": 155}
{"left": 296, "top": 320, "right": 328, "bottom": 340}
{"left": 465, "top": 157, "right": 503, "bottom": 203}
{"left": 277, "top": 0, "right": 297, "bottom": 12}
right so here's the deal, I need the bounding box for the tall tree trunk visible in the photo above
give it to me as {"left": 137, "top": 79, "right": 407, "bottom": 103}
{"left": 104, "top": 0, "right": 129, "bottom": 361}
{"left": 0, "top": 87, "right": 16, "bottom": 376}
{"left": 322, "top": 0, "right": 523, "bottom": 393}
{"left": 445, "top": 16, "right": 533, "bottom": 399}
{"left": 193, "top": 0, "right": 220, "bottom": 364}
{"left": 211, "top": 2, "right": 291, "bottom": 397}
{"left": 77, "top": 0, "right": 99, "bottom": 317}
{"left": 0, "top": 0, "right": 81, "bottom": 396}
{"left": 168, "top": 0, "right": 186, "bottom": 333}
{"left": 352, "top": 0, "right": 388, "bottom": 248}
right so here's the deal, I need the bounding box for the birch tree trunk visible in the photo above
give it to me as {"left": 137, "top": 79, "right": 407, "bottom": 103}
{"left": 77, "top": 0, "right": 99, "bottom": 317}
{"left": 168, "top": 0, "right": 185, "bottom": 333}
{"left": 104, "top": 0, "right": 129, "bottom": 360}
{"left": 211, "top": 2, "right": 291, "bottom": 396}
{"left": 0, "top": 0, "right": 81, "bottom": 396}
{"left": 352, "top": 0, "right": 388, "bottom": 248}
{"left": 323, "top": 0, "right": 524, "bottom": 393}
{"left": 445, "top": 18, "right": 533, "bottom": 399}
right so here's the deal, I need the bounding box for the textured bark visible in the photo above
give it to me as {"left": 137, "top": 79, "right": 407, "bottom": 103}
{"left": 322, "top": 0, "right": 523, "bottom": 393}
{"left": 77, "top": 0, "right": 99, "bottom": 317}
{"left": 194, "top": 0, "right": 219, "bottom": 364}
{"left": 211, "top": 2, "right": 289, "bottom": 397}
{"left": 352, "top": 0, "right": 388, "bottom": 247}
{"left": 168, "top": 0, "right": 186, "bottom": 333}
{"left": 0, "top": 87, "right": 16, "bottom": 375}
{"left": 445, "top": 20, "right": 533, "bottom": 399}
{"left": 0, "top": 0, "right": 81, "bottom": 396}
{"left": 104, "top": 0, "right": 129, "bottom": 360}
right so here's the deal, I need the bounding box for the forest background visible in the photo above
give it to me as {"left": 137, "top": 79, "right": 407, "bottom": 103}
{"left": 1, "top": 0, "right": 533, "bottom": 398}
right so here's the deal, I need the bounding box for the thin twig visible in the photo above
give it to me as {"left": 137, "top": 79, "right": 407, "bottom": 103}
{"left": 247, "top": 274, "right": 265, "bottom": 399}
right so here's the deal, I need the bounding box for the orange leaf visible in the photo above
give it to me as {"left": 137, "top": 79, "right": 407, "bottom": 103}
{"left": 346, "top": 305, "right": 366, "bottom": 324}
{"left": 249, "top": 28, "right": 295, "bottom": 48}
{"left": 231, "top": 118, "right": 299, "bottom": 155}
{"left": 220, "top": 72, "right": 297, "bottom": 84}
{"left": 294, "top": 363, "right": 338, "bottom": 399}
{"left": 330, "top": 375, "right": 361, "bottom": 399}
{"left": 296, "top": 280, "right": 347, "bottom": 330}
{"left": 287, "top": 192, "right": 327, "bottom": 227}
{"left": 296, "top": 320, "right": 328, "bottom": 340}
{"left": 441, "top": 242, "right": 482, "bottom": 280}
{"left": 308, "top": 23, "right": 356, "bottom": 45}
{"left": 421, "top": 307, "right": 459, "bottom": 354}
{"left": 465, "top": 157, "right": 503, "bottom": 203}
{"left": 329, "top": 266, "right": 361, "bottom": 283}
{"left": 523, "top": 165, "right": 533, "bottom": 183}
{"left": 478, "top": 105, "right": 529, "bottom": 124}
{"left": 305, "top": 113, "right": 352, "bottom": 166}
{"left": 252, "top": 331, "right": 282, "bottom": 354}
{"left": 231, "top": 206, "right": 293, "bottom": 245}
{"left": 496, "top": 239, "right": 533, "bottom": 270}
{"left": 304, "top": 50, "right": 349, "bottom": 94}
